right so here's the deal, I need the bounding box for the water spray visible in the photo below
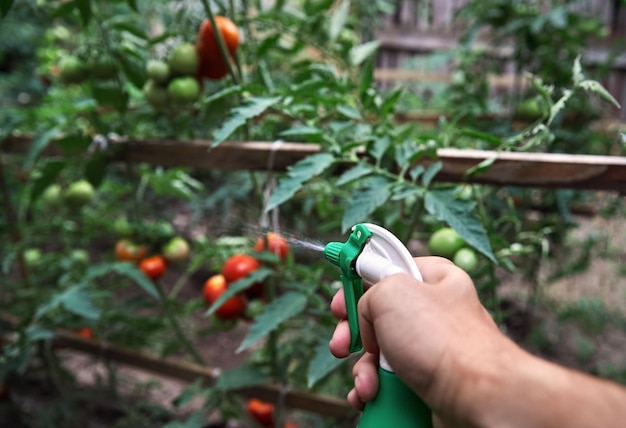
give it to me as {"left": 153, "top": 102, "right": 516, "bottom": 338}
{"left": 324, "top": 223, "right": 432, "bottom": 428}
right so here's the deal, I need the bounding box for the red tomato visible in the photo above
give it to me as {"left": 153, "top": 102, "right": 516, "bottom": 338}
{"left": 139, "top": 255, "right": 167, "bottom": 280}
{"left": 254, "top": 232, "right": 289, "bottom": 261}
{"left": 203, "top": 274, "right": 246, "bottom": 320}
{"left": 222, "top": 254, "right": 264, "bottom": 299}
{"left": 246, "top": 398, "right": 274, "bottom": 427}
{"left": 196, "top": 16, "right": 240, "bottom": 80}
{"left": 77, "top": 327, "right": 93, "bottom": 339}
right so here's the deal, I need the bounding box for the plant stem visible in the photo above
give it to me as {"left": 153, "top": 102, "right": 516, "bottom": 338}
{"left": 154, "top": 280, "right": 206, "bottom": 366}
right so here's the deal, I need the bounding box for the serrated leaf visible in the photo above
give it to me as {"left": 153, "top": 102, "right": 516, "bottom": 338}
{"left": 279, "top": 125, "right": 322, "bottom": 137}
{"left": 409, "top": 165, "right": 424, "bottom": 182}
{"left": 578, "top": 79, "right": 621, "bottom": 109}
{"left": 336, "top": 163, "right": 372, "bottom": 186}
{"left": 349, "top": 41, "right": 380, "bottom": 66}
{"left": 215, "top": 364, "right": 271, "bottom": 390}
{"left": 86, "top": 262, "right": 159, "bottom": 298}
{"left": 422, "top": 161, "right": 442, "bottom": 187}
{"left": 329, "top": 0, "right": 350, "bottom": 41}
{"left": 84, "top": 153, "right": 108, "bottom": 188}
{"left": 308, "top": 340, "right": 345, "bottom": 388}
{"left": 205, "top": 268, "right": 273, "bottom": 317}
{"left": 117, "top": 52, "right": 147, "bottom": 88}
{"left": 370, "top": 136, "right": 390, "bottom": 162}
{"left": 24, "top": 127, "right": 61, "bottom": 170}
{"left": 547, "top": 89, "right": 572, "bottom": 126}
{"left": 337, "top": 105, "right": 362, "bottom": 120}
{"left": 572, "top": 55, "right": 584, "bottom": 85}
{"left": 342, "top": 176, "right": 392, "bottom": 231}
{"left": 425, "top": 189, "right": 495, "bottom": 262}
{"left": 203, "top": 85, "right": 241, "bottom": 104}
{"left": 213, "top": 97, "right": 282, "bottom": 147}
{"left": 266, "top": 153, "right": 335, "bottom": 211}
{"left": 60, "top": 286, "right": 101, "bottom": 320}
{"left": 237, "top": 292, "right": 308, "bottom": 352}
{"left": 91, "top": 82, "right": 129, "bottom": 112}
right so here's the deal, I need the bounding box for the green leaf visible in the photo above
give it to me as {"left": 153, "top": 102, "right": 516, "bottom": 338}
{"left": 24, "top": 127, "right": 61, "bottom": 170}
{"left": 572, "top": 55, "right": 584, "bottom": 86}
{"left": 349, "top": 41, "right": 380, "bottom": 66}
{"left": 337, "top": 105, "right": 362, "bottom": 120}
{"left": 205, "top": 268, "right": 273, "bottom": 317}
{"left": 116, "top": 51, "right": 147, "bottom": 88}
{"left": 126, "top": 0, "right": 138, "bottom": 12}
{"left": 329, "top": 0, "right": 350, "bottom": 40}
{"left": 336, "top": 163, "right": 372, "bottom": 186}
{"left": 203, "top": 85, "right": 241, "bottom": 104}
{"left": 465, "top": 157, "right": 496, "bottom": 178}
{"left": 308, "top": 340, "right": 345, "bottom": 388}
{"left": 54, "top": 134, "right": 91, "bottom": 155}
{"left": 424, "top": 189, "right": 495, "bottom": 262}
{"left": 74, "top": 0, "right": 92, "bottom": 26}
{"left": 106, "top": 16, "right": 147, "bottom": 39}
{"left": 266, "top": 153, "right": 335, "bottom": 211}
{"left": 84, "top": 153, "right": 108, "bottom": 188}
{"left": 91, "top": 82, "right": 129, "bottom": 112}
{"left": 578, "top": 79, "right": 621, "bottom": 109}
{"left": 213, "top": 97, "right": 282, "bottom": 147}
{"left": 422, "top": 161, "right": 442, "bottom": 187}
{"left": 26, "top": 325, "right": 55, "bottom": 342}
{"left": 370, "top": 136, "right": 391, "bottom": 162}
{"left": 0, "top": 0, "right": 14, "bottom": 18}
{"left": 36, "top": 284, "right": 101, "bottom": 321}
{"left": 237, "top": 292, "right": 308, "bottom": 352}
{"left": 342, "top": 176, "right": 392, "bottom": 231}
{"left": 30, "top": 159, "right": 66, "bottom": 202}
{"left": 279, "top": 125, "right": 322, "bottom": 138}
{"left": 86, "top": 262, "right": 159, "bottom": 299}
{"left": 215, "top": 363, "right": 271, "bottom": 390}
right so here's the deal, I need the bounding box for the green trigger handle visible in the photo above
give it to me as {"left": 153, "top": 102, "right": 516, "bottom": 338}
{"left": 324, "top": 224, "right": 372, "bottom": 353}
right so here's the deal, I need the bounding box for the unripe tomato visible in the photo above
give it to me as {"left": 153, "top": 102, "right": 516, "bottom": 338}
{"left": 453, "top": 247, "right": 478, "bottom": 273}
{"left": 196, "top": 16, "right": 240, "bottom": 80}
{"left": 23, "top": 248, "right": 42, "bottom": 269}
{"left": 113, "top": 216, "right": 134, "bottom": 237}
{"left": 168, "top": 42, "right": 199, "bottom": 76}
{"left": 428, "top": 227, "right": 465, "bottom": 259}
{"left": 146, "top": 59, "right": 170, "bottom": 83}
{"left": 167, "top": 77, "right": 200, "bottom": 103}
{"left": 143, "top": 80, "right": 170, "bottom": 109}
{"left": 64, "top": 180, "right": 95, "bottom": 210}
{"left": 58, "top": 55, "right": 90, "bottom": 84}
{"left": 115, "top": 239, "right": 147, "bottom": 262}
{"left": 139, "top": 255, "right": 167, "bottom": 280}
{"left": 41, "top": 184, "right": 62, "bottom": 207}
{"left": 91, "top": 57, "right": 117, "bottom": 80}
{"left": 246, "top": 398, "right": 274, "bottom": 427}
{"left": 162, "top": 236, "right": 191, "bottom": 264}
{"left": 70, "top": 249, "right": 90, "bottom": 266}
{"left": 203, "top": 274, "right": 246, "bottom": 320}
{"left": 254, "top": 232, "right": 289, "bottom": 261}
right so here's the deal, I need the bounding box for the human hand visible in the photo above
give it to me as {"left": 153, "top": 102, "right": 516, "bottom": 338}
{"left": 329, "top": 256, "right": 514, "bottom": 416}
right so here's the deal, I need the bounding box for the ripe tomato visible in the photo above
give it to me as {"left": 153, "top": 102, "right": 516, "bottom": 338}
{"left": 254, "top": 232, "right": 289, "bottom": 261}
{"left": 139, "top": 255, "right": 167, "bottom": 280}
{"left": 203, "top": 274, "right": 246, "bottom": 320}
{"left": 115, "top": 239, "right": 147, "bottom": 262}
{"left": 427, "top": 227, "right": 465, "bottom": 259}
{"left": 196, "top": 16, "right": 240, "bottom": 80}
{"left": 77, "top": 327, "right": 93, "bottom": 339}
{"left": 453, "top": 247, "right": 478, "bottom": 273}
{"left": 222, "top": 254, "right": 263, "bottom": 299}
{"left": 246, "top": 398, "right": 274, "bottom": 427}
{"left": 162, "top": 236, "right": 190, "bottom": 264}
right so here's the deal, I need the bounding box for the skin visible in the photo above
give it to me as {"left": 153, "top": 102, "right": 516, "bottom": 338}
{"left": 329, "top": 256, "right": 626, "bottom": 428}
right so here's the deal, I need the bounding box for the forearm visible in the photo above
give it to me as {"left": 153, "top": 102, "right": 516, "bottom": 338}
{"left": 448, "top": 341, "right": 626, "bottom": 427}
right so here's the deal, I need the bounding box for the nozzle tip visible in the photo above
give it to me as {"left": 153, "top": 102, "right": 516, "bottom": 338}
{"left": 324, "top": 242, "right": 343, "bottom": 266}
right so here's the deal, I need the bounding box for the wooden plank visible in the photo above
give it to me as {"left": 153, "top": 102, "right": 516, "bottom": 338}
{"left": 3, "top": 136, "right": 626, "bottom": 192}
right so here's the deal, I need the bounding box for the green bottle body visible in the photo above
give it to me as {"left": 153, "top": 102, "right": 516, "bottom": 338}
{"left": 358, "top": 367, "right": 432, "bottom": 428}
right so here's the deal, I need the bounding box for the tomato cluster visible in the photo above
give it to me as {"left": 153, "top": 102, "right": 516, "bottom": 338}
{"left": 428, "top": 227, "right": 479, "bottom": 273}
{"left": 57, "top": 53, "right": 117, "bottom": 85}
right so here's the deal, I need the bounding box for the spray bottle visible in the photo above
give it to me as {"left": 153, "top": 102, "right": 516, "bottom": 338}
{"left": 324, "top": 223, "right": 433, "bottom": 428}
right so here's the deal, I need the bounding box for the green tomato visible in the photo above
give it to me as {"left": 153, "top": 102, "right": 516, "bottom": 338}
{"left": 58, "top": 56, "right": 90, "bottom": 84}
{"left": 70, "top": 249, "right": 90, "bottom": 266}
{"left": 162, "top": 236, "right": 190, "bottom": 264}
{"left": 64, "top": 180, "right": 94, "bottom": 210}
{"left": 167, "top": 77, "right": 200, "bottom": 103}
{"left": 453, "top": 247, "right": 478, "bottom": 273}
{"left": 143, "top": 80, "right": 170, "bottom": 109}
{"left": 23, "top": 248, "right": 42, "bottom": 269}
{"left": 113, "top": 216, "right": 134, "bottom": 237}
{"left": 428, "top": 227, "right": 465, "bottom": 259}
{"left": 168, "top": 43, "right": 199, "bottom": 76}
{"left": 41, "top": 184, "right": 63, "bottom": 207}
{"left": 146, "top": 59, "right": 170, "bottom": 83}
{"left": 91, "top": 57, "right": 117, "bottom": 80}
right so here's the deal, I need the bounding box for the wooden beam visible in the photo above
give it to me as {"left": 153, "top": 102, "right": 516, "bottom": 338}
{"left": 3, "top": 136, "right": 626, "bottom": 192}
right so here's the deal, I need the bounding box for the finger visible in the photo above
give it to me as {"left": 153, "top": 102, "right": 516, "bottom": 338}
{"left": 329, "top": 319, "right": 351, "bottom": 358}
{"left": 330, "top": 287, "right": 347, "bottom": 319}
{"left": 352, "top": 352, "right": 380, "bottom": 403}
{"left": 347, "top": 388, "right": 364, "bottom": 411}
{"left": 413, "top": 256, "right": 458, "bottom": 284}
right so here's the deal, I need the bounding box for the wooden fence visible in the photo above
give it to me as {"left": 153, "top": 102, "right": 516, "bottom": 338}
{"left": 373, "top": 0, "right": 626, "bottom": 119}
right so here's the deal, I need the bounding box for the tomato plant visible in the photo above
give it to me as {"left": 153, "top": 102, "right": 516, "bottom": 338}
{"left": 139, "top": 255, "right": 167, "bottom": 280}
{"left": 203, "top": 274, "right": 246, "bottom": 320}
{"left": 254, "top": 232, "right": 289, "bottom": 261}
{"left": 246, "top": 398, "right": 274, "bottom": 427}
{"left": 196, "top": 16, "right": 240, "bottom": 80}
{"left": 115, "top": 239, "right": 147, "bottom": 262}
